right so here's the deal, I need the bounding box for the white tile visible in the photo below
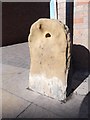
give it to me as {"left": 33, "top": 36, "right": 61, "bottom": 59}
{"left": 2, "top": 89, "right": 31, "bottom": 118}
{"left": 3, "top": 68, "right": 40, "bottom": 102}
{"left": 18, "top": 103, "right": 60, "bottom": 118}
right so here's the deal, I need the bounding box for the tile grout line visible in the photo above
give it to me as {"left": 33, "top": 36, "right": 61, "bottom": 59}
{"left": 2, "top": 88, "right": 79, "bottom": 117}
{"left": 31, "top": 102, "right": 64, "bottom": 118}
{"left": 2, "top": 63, "right": 29, "bottom": 72}
{"left": 2, "top": 88, "right": 62, "bottom": 117}
{"left": 2, "top": 63, "right": 30, "bottom": 70}
{"left": 30, "top": 94, "right": 84, "bottom": 117}
{"left": 17, "top": 101, "right": 62, "bottom": 118}
{"left": 2, "top": 88, "right": 84, "bottom": 118}
{"left": 2, "top": 88, "right": 32, "bottom": 103}
{"left": 16, "top": 102, "right": 33, "bottom": 118}
{"left": 2, "top": 88, "right": 80, "bottom": 118}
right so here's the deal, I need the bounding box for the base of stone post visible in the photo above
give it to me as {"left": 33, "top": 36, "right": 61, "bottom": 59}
{"left": 29, "top": 74, "right": 66, "bottom": 101}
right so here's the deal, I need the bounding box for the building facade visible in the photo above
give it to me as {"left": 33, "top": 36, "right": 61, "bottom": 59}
{"left": 50, "top": 0, "right": 89, "bottom": 70}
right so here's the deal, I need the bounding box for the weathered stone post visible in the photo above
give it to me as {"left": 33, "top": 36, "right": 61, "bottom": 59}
{"left": 28, "top": 18, "right": 71, "bottom": 101}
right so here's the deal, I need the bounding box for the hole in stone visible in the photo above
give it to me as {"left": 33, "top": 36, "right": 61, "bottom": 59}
{"left": 45, "top": 33, "right": 51, "bottom": 38}
{"left": 39, "top": 24, "right": 42, "bottom": 29}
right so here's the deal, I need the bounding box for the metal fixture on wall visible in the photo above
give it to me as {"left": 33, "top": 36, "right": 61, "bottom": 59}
{"left": 50, "top": 0, "right": 58, "bottom": 19}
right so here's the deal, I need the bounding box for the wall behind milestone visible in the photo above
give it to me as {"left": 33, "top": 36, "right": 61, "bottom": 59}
{"left": 73, "top": 1, "right": 89, "bottom": 71}
{"left": 2, "top": 2, "right": 50, "bottom": 47}
{"left": 57, "top": 0, "right": 88, "bottom": 48}
{"left": 73, "top": 1, "right": 88, "bottom": 49}
{"left": 57, "top": 0, "right": 89, "bottom": 71}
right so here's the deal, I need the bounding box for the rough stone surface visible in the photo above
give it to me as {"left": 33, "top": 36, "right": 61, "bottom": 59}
{"left": 28, "top": 18, "right": 71, "bottom": 100}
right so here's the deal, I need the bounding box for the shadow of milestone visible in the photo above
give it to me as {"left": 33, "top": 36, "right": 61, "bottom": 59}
{"left": 78, "top": 92, "right": 89, "bottom": 118}
{"left": 66, "top": 44, "right": 90, "bottom": 97}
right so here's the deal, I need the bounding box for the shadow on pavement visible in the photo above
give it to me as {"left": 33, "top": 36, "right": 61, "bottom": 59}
{"left": 78, "top": 92, "right": 89, "bottom": 118}
{"left": 66, "top": 44, "right": 90, "bottom": 97}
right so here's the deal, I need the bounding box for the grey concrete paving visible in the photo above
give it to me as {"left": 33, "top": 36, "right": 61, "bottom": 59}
{"left": 2, "top": 89, "right": 31, "bottom": 118}
{"left": 33, "top": 92, "right": 87, "bottom": 118}
{"left": 2, "top": 64, "right": 26, "bottom": 85}
{"left": 2, "top": 43, "right": 30, "bottom": 69}
{"left": 0, "top": 63, "right": 2, "bottom": 89}
{"left": 18, "top": 104, "right": 60, "bottom": 118}
{"left": 2, "top": 65, "right": 40, "bottom": 102}
{"left": 1, "top": 42, "right": 89, "bottom": 118}
{"left": 0, "top": 88, "right": 2, "bottom": 120}
{"left": 72, "top": 71, "right": 89, "bottom": 95}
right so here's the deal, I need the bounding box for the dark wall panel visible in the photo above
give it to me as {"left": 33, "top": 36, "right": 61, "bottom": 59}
{"left": 2, "top": 2, "right": 50, "bottom": 46}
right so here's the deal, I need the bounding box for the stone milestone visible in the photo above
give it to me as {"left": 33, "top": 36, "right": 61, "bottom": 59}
{"left": 28, "top": 18, "right": 71, "bottom": 101}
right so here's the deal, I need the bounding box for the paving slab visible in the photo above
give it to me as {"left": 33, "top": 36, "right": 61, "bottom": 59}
{"left": 2, "top": 89, "right": 31, "bottom": 118}
{"left": 0, "top": 47, "right": 2, "bottom": 63}
{"left": 33, "top": 92, "right": 88, "bottom": 118}
{"left": 78, "top": 92, "right": 88, "bottom": 118}
{"left": 74, "top": 79, "right": 88, "bottom": 95}
{"left": 2, "top": 64, "right": 26, "bottom": 85}
{"left": 72, "top": 71, "right": 89, "bottom": 95}
{"left": 0, "top": 89, "right": 2, "bottom": 119}
{"left": 18, "top": 103, "right": 60, "bottom": 118}
{"left": 2, "top": 42, "right": 30, "bottom": 69}
{"left": 0, "top": 63, "right": 2, "bottom": 89}
{"left": 2, "top": 64, "right": 40, "bottom": 102}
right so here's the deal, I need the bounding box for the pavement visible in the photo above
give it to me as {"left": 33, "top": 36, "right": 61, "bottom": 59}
{"left": 0, "top": 42, "right": 89, "bottom": 118}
